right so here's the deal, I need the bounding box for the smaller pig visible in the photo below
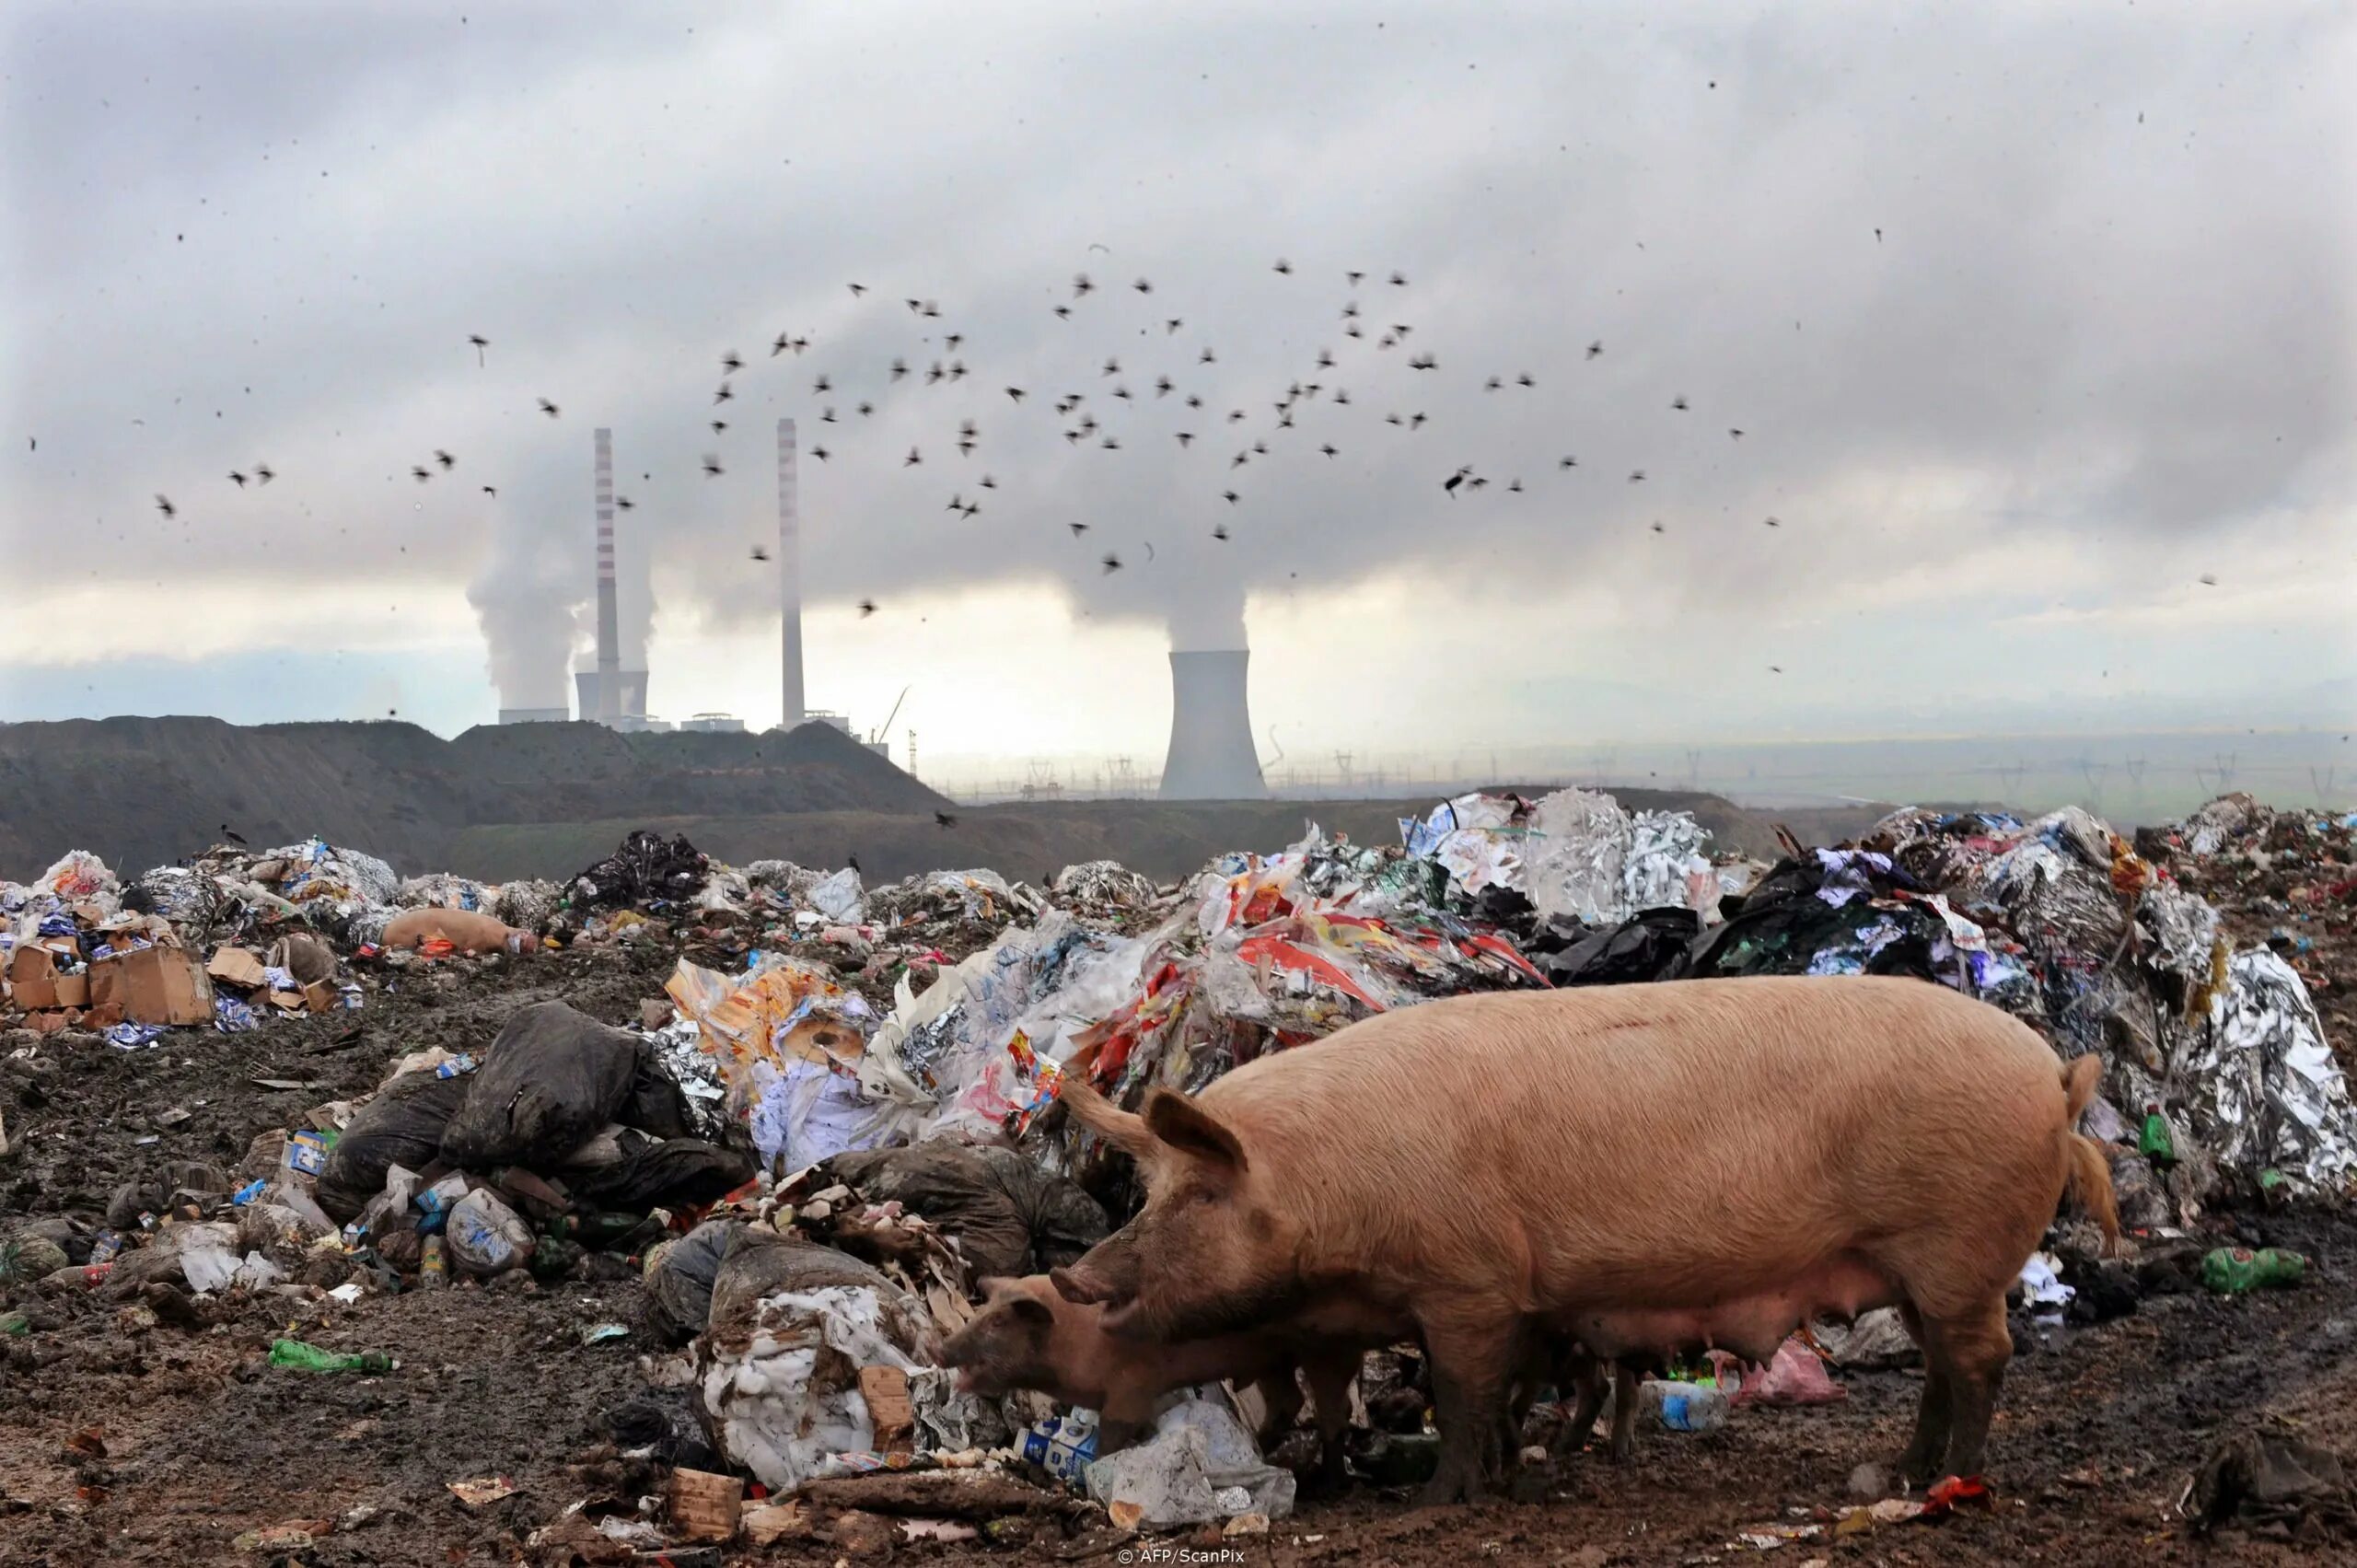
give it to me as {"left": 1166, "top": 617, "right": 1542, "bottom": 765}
{"left": 1543, "top": 1346, "right": 1643, "bottom": 1462}
{"left": 380, "top": 907, "right": 537, "bottom": 955}
{"left": 942, "top": 1274, "right": 1363, "bottom": 1488}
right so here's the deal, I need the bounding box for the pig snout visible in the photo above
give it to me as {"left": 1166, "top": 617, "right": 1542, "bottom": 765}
{"left": 1051, "top": 1262, "right": 1120, "bottom": 1307}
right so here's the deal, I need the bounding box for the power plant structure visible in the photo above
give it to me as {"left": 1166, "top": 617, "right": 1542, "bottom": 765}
{"left": 570, "top": 427, "right": 664, "bottom": 730}
{"left": 777, "top": 417, "right": 806, "bottom": 730}
{"left": 1160, "top": 647, "right": 1266, "bottom": 798}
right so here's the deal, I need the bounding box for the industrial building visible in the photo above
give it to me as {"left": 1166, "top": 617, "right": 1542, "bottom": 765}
{"left": 1160, "top": 647, "right": 1266, "bottom": 798}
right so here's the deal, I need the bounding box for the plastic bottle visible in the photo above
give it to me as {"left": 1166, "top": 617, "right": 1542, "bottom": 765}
{"left": 2200, "top": 1247, "right": 2305, "bottom": 1295}
{"left": 418, "top": 1234, "right": 447, "bottom": 1288}
{"left": 1640, "top": 1378, "right": 1730, "bottom": 1434}
{"left": 268, "top": 1338, "right": 394, "bottom": 1374}
{"left": 87, "top": 1230, "right": 125, "bottom": 1264}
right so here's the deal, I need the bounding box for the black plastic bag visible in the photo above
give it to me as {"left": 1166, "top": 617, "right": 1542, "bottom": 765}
{"left": 563, "top": 1125, "right": 754, "bottom": 1210}
{"left": 319, "top": 1068, "right": 471, "bottom": 1222}
{"left": 1542, "top": 907, "right": 1701, "bottom": 986}
{"left": 619, "top": 1045, "right": 695, "bottom": 1141}
{"left": 442, "top": 1001, "right": 640, "bottom": 1169}
{"left": 645, "top": 1218, "right": 742, "bottom": 1341}
{"left": 819, "top": 1142, "right": 1109, "bottom": 1278}
{"left": 570, "top": 829, "right": 710, "bottom": 910}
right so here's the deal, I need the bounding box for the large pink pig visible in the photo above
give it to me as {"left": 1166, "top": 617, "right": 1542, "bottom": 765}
{"left": 1053, "top": 975, "right": 2119, "bottom": 1502}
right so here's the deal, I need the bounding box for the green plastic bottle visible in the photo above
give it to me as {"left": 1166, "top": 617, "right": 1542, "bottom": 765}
{"left": 269, "top": 1338, "right": 395, "bottom": 1374}
{"left": 2200, "top": 1247, "right": 2305, "bottom": 1295}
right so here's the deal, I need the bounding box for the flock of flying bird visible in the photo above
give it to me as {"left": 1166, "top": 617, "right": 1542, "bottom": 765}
{"left": 145, "top": 253, "right": 1790, "bottom": 622}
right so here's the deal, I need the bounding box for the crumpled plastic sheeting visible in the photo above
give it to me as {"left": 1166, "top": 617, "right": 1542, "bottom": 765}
{"left": 2180, "top": 948, "right": 2357, "bottom": 1191}
{"left": 493, "top": 878, "right": 559, "bottom": 932}
{"left": 2136, "top": 881, "right": 2226, "bottom": 1020}
{"left": 1521, "top": 790, "right": 1716, "bottom": 926}
{"left": 700, "top": 1283, "right": 982, "bottom": 1492}
{"left": 648, "top": 1016, "right": 729, "bottom": 1141}
{"left": 2177, "top": 793, "right": 2270, "bottom": 857}
{"left": 1050, "top": 861, "right": 1159, "bottom": 912}
{"left": 1084, "top": 1392, "right": 1295, "bottom": 1527}
{"left": 807, "top": 867, "right": 866, "bottom": 924}
{"left": 396, "top": 872, "right": 493, "bottom": 912}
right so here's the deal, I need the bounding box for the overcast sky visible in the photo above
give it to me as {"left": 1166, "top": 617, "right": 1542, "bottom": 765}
{"left": 2, "top": 0, "right": 2350, "bottom": 782}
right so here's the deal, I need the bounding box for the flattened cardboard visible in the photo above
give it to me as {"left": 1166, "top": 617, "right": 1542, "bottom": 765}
{"left": 207, "top": 947, "right": 269, "bottom": 989}
{"left": 52, "top": 973, "right": 89, "bottom": 1009}
{"left": 857, "top": 1365, "right": 914, "bottom": 1453}
{"left": 668, "top": 1468, "right": 742, "bottom": 1542}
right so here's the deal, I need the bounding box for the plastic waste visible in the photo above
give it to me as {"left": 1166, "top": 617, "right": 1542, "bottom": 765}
{"left": 1082, "top": 1390, "right": 1295, "bottom": 1527}
{"left": 415, "top": 1173, "right": 470, "bottom": 1234}
{"left": 2200, "top": 1247, "right": 2306, "bottom": 1295}
{"left": 269, "top": 1339, "right": 394, "bottom": 1374}
{"left": 419, "top": 1233, "right": 447, "bottom": 1287}
{"left": 1640, "top": 1378, "right": 1730, "bottom": 1433}
{"left": 1729, "top": 1339, "right": 1847, "bottom": 1407}
{"left": 445, "top": 1188, "right": 536, "bottom": 1276}
{"left": 343, "top": 1165, "right": 420, "bottom": 1246}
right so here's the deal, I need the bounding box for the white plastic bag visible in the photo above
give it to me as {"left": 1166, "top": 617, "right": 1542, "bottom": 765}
{"left": 446, "top": 1188, "right": 535, "bottom": 1276}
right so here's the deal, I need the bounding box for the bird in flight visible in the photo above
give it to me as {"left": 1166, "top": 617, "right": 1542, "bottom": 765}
{"left": 1671, "top": 396, "right": 1689, "bottom": 412}
{"left": 936, "top": 811, "right": 958, "bottom": 828}
{"left": 1074, "top": 273, "right": 1095, "bottom": 297}
{"left": 255, "top": 463, "right": 274, "bottom": 484}
{"left": 1629, "top": 470, "right": 1646, "bottom": 482}
{"left": 772, "top": 332, "right": 793, "bottom": 357}
{"left": 891, "top": 358, "right": 910, "bottom": 382}
{"left": 1070, "top": 522, "right": 1089, "bottom": 536}
{"left": 1101, "top": 553, "right": 1122, "bottom": 573}
{"left": 856, "top": 401, "right": 875, "bottom": 417}
{"left": 905, "top": 447, "right": 922, "bottom": 466}
{"left": 1166, "top": 318, "right": 1183, "bottom": 334}
{"left": 751, "top": 544, "right": 770, "bottom": 562}
{"left": 1763, "top": 516, "right": 1780, "bottom": 528}
{"left": 1320, "top": 444, "right": 1339, "bottom": 458}
{"left": 1559, "top": 455, "right": 1578, "bottom": 470}
{"left": 859, "top": 598, "right": 877, "bottom": 616}
{"left": 539, "top": 398, "right": 560, "bottom": 417}
{"left": 482, "top": 485, "right": 498, "bottom": 498}
{"left": 1053, "top": 305, "right": 1073, "bottom": 320}
{"left": 412, "top": 465, "right": 431, "bottom": 482}
{"left": 1729, "top": 428, "right": 1745, "bottom": 440}
{"left": 711, "top": 420, "right": 727, "bottom": 434}
{"left": 435, "top": 449, "right": 455, "bottom": 470}
{"left": 721, "top": 351, "right": 744, "bottom": 375}
{"left": 809, "top": 445, "right": 830, "bottom": 460}
{"left": 1516, "top": 373, "right": 1535, "bottom": 389}
{"left": 1272, "top": 257, "right": 1293, "bottom": 275}
{"left": 1212, "top": 523, "right": 1230, "bottom": 540}
{"left": 702, "top": 454, "right": 724, "bottom": 476}
{"left": 1485, "top": 376, "right": 1503, "bottom": 392}
{"left": 1651, "top": 521, "right": 1666, "bottom": 534}
{"left": 156, "top": 494, "right": 176, "bottom": 518}
{"left": 1200, "top": 348, "right": 1216, "bottom": 365}
{"left": 848, "top": 283, "right": 867, "bottom": 296}
{"left": 1176, "top": 432, "right": 1195, "bottom": 447}
{"left": 1006, "top": 387, "right": 1026, "bottom": 402}
{"left": 714, "top": 384, "right": 735, "bottom": 405}
{"left": 1389, "top": 271, "right": 1408, "bottom": 285}
{"left": 1132, "top": 277, "right": 1152, "bottom": 294}
{"left": 1586, "top": 341, "right": 1604, "bottom": 360}
{"left": 229, "top": 470, "right": 249, "bottom": 487}
{"left": 1222, "top": 489, "right": 1239, "bottom": 505}
{"left": 468, "top": 334, "right": 489, "bottom": 365}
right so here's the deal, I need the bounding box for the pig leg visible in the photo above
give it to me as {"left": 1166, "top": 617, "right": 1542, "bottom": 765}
{"left": 1097, "top": 1385, "right": 1158, "bottom": 1458}
{"left": 1251, "top": 1366, "right": 1305, "bottom": 1452}
{"left": 1552, "top": 1353, "right": 1608, "bottom": 1458}
{"left": 1892, "top": 1302, "right": 1953, "bottom": 1486}
{"left": 1605, "top": 1362, "right": 1639, "bottom": 1462}
{"left": 1926, "top": 1297, "right": 2013, "bottom": 1481}
{"left": 1418, "top": 1301, "right": 1521, "bottom": 1504}
{"left": 1299, "top": 1346, "right": 1360, "bottom": 1496}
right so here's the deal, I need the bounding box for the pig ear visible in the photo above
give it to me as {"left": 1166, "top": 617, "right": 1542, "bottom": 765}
{"left": 1059, "top": 1074, "right": 1157, "bottom": 1159}
{"left": 1142, "top": 1089, "right": 1248, "bottom": 1174}
{"left": 1006, "top": 1294, "right": 1054, "bottom": 1325}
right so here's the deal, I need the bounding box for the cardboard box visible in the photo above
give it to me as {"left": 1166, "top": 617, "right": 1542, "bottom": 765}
{"left": 52, "top": 973, "right": 89, "bottom": 1009}
{"left": 89, "top": 944, "right": 214, "bottom": 1027}
{"left": 7, "top": 947, "right": 61, "bottom": 1010}
{"left": 302, "top": 980, "right": 337, "bottom": 1014}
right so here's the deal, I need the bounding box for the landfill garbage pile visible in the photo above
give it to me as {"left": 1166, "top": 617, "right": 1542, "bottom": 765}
{"left": 5, "top": 790, "right": 2354, "bottom": 1561}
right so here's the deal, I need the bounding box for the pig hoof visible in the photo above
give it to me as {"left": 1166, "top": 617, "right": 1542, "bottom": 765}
{"left": 1416, "top": 1466, "right": 1488, "bottom": 1506}
{"left": 1608, "top": 1437, "right": 1635, "bottom": 1463}
{"left": 1895, "top": 1450, "right": 1941, "bottom": 1488}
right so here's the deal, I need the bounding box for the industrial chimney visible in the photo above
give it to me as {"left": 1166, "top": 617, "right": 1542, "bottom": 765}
{"left": 777, "top": 417, "right": 806, "bottom": 728}
{"left": 592, "top": 427, "right": 621, "bottom": 723}
{"left": 1159, "top": 649, "right": 1266, "bottom": 799}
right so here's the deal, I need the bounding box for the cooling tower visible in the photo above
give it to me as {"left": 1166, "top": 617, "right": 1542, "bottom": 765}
{"left": 1160, "top": 649, "right": 1266, "bottom": 799}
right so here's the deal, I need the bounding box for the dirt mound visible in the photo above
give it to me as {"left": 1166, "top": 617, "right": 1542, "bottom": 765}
{"left": 0, "top": 716, "right": 948, "bottom": 880}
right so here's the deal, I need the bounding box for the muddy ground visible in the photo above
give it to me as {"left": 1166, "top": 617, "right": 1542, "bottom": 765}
{"left": 5, "top": 947, "right": 2352, "bottom": 1567}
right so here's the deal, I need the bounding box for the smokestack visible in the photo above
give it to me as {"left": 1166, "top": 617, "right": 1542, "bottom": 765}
{"left": 778, "top": 417, "right": 806, "bottom": 728}
{"left": 593, "top": 427, "right": 621, "bottom": 722}
{"left": 1160, "top": 649, "right": 1266, "bottom": 799}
